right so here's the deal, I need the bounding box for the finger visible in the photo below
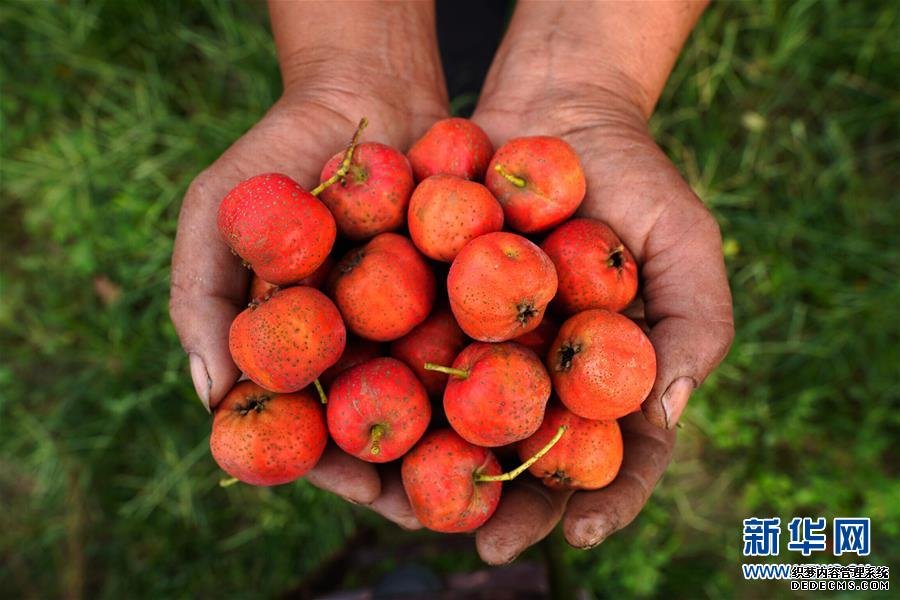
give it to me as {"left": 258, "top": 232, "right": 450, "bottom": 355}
{"left": 475, "top": 479, "right": 572, "bottom": 565}
{"left": 169, "top": 107, "right": 349, "bottom": 410}
{"left": 638, "top": 200, "right": 734, "bottom": 429}
{"left": 563, "top": 413, "right": 675, "bottom": 548}
{"left": 170, "top": 170, "right": 247, "bottom": 411}
{"left": 365, "top": 464, "right": 422, "bottom": 530}
{"left": 305, "top": 444, "right": 381, "bottom": 505}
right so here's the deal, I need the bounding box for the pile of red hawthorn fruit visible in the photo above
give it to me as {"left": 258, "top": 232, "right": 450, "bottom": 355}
{"left": 209, "top": 117, "right": 655, "bottom": 533}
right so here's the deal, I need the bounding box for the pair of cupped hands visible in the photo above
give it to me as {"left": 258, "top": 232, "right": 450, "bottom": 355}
{"left": 170, "top": 50, "right": 734, "bottom": 563}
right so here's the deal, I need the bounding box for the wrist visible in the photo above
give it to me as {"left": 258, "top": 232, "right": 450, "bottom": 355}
{"left": 270, "top": 1, "right": 447, "bottom": 133}
{"left": 476, "top": 0, "right": 707, "bottom": 125}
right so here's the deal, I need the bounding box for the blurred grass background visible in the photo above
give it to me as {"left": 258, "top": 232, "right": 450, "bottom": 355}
{"left": 1, "top": 0, "right": 898, "bottom": 597}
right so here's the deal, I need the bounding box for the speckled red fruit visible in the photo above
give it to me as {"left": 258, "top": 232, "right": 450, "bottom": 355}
{"left": 401, "top": 429, "right": 502, "bottom": 533}
{"left": 512, "top": 316, "right": 558, "bottom": 357}
{"left": 217, "top": 173, "right": 336, "bottom": 285}
{"left": 210, "top": 381, "right": 327, "bottom": 486}
{"left": 326, "top": 357, "right": 431, "bottom": 463}
{"left": 330, "top": 233, "right": 436, "bottom": 341}
{"left": 442, "top": 342, "right": 551, "bottom": 447}
{"left": 518, "top": 404, "right": 622, "bottom": 490}
{"left": 318, "top": 335, "right": 383, "bottom": 387}
{"left": 541, "top": 218, "right": 637, "bottom": 314}
{"left": 448, "top": 232, "right": 557, "bottom": 341}
{"left": 485, "top": 137, "right": 586, "bottom": 233}
{"left": 229, "top": 286, "right": 346, "bottom": 393}
{"left": 408, "top": 175, "right": 504, "bottom": 262}
{"left": 248, "top": 256, "right": 334, "bottom": 302}
{"left": 549, "top": 309, "right": 656, "bottom": 420}
{"left": 390, "top": 307, "right": 467, "bottom": 397}
{"left": 407, "top": 118, "right": 494, "bottom": 182}
{"left": 318, "top": 142, "right": 414, "bottom": 240}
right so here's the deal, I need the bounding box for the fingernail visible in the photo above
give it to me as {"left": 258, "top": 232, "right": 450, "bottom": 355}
{"left": 189, "top": 353, "right": 212, "bottom": 414}
{"left": 573, "top": 517, "right": 611, "bottom": 549}
{"left": 661, "top": 377, "right": 695, "bottom": 429}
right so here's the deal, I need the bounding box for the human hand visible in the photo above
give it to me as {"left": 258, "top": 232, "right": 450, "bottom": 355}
{"left": 170, "top": 2, "right": 447, "bottom": 513}
{"left": 461, "top": 41, "right": 733, "bottom": 563}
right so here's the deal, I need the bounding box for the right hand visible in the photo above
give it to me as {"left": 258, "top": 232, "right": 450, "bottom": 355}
{"left": 169, "top": 61, "right": 446, "bottom": 517}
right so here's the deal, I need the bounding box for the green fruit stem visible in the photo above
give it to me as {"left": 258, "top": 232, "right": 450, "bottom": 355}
{"left": 369, "top": 423, "right": 386, "bottom": 456}
{"left": 475, "top": 425, "right": 567, "bottom": 483}
{"left": 423, "top": 362, "right": 469, "bottom": 379}
{"left": 314, "top": 378, "right": 328, "bottom": 404}
{"left": 494, "top": 164, "right": 527, "bottom": 188}
{"left": 219, "top": 477, "right": 239, "bottom": 488}
{"left": 310, "top": 117, "right": 369, "bottom": 197}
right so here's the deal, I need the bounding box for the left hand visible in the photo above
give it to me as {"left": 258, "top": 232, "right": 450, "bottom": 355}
{"left": 462, "top": 79, "right": 734, "bottom": 562}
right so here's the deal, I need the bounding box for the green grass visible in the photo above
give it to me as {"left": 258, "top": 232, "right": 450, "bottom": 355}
{"left": 2, "top": 0, "right": 898, "bottom": 597}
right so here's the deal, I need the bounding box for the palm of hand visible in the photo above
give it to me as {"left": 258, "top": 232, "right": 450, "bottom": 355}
{"left": 459, "top": 102, "right": 733, "bottom": 561}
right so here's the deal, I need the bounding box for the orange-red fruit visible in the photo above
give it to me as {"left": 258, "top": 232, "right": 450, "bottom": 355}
{"left": 318, "top": 142, "right": 415, "bottom": 240}
{"left": 401, "top": 429, "right": 502, "bottom": 533}
{"left": 248, "top": 256, "right": 334, "bottom": 302}
{"left": 210, "top": 381, "right": 327, "bottom": 486}
{"left": 485, "top": 137, "right": 586, "bottom": 233}
{"left": 448, "top": 232, "right": 558, "bottom": 341}
{"left": 326, "top": 358, "right": 431, "bottom": 463}
{"left": 517, "top": 404, "right": 623, "bottom": 490}
{"left": 217, "top": 173, "right": 336, "bottom": 285}
{"left": 407, "top": 118, "right": 494, "bottom": 182}
{"left": 330, "top": 233, "right": 436, "bottom": 341}
{"left": 512, "top": 316, "right": 558, "bottom": 357}
{"left": 443, "top": 342, "right": 551, "bottom": 447}
{"left": 541, "top": 218, "right": 638, "bottom": 314}
{"left": 390, "top": 307, "right": 468, "bottom": 397}
{"left": 548, "top": 309, "right": 656, "bottom": 420}
{"left": 229, "top": 287, "right": 346, "bottom": 393}
{"left": 407, "top": 175, "right": 504, "bottom": 262}
{"left": 318, "top": 335, "right": 383, "bottom": 387}
{"left": 249, "top": 273, "right": 278, "bottom": 303}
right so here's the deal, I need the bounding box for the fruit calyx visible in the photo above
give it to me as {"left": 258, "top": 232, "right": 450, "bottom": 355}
{"left": 550, "top": 469, "right": 573, "bottom": 487}
{"left": 423, "top": 362, "right": 469, "bottom": 379}
{"left": 311, "top": 117, "right": 369, "bottom": 197}
{"left": 369, "top": 423, "right": 386, "bottom": 456}
{"left": 339, "top": 250, "right": 364, "bottom": 274}
{"left": 474, "top": 425, "right": 566, "bottom": 483}
{"left": 517, "top": 302, "right": 538, "bottom": 325}
{"left": 236, "top": 394, "right": 271, "bottom": 415}
{"left": 607, "top": 245, "right": 626, "bottom": 270}
{"left": 348, "top": 164, "right": 369, "bottom": 184}
{"left": 556, "top": 342, "right": 582, "bottom": 372}
{"left": 494, "top": 164, "right": 527, "bottom": 188}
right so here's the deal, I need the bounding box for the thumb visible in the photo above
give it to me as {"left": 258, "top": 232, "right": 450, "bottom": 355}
{"left": 170, "top": 171, "right": 247, "bottom": 411}
{"left": 168, "top": 104, "right": 343, "bottom": 410}
{"left": 639, "top": 205, "right": 734, "bottom": 428}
